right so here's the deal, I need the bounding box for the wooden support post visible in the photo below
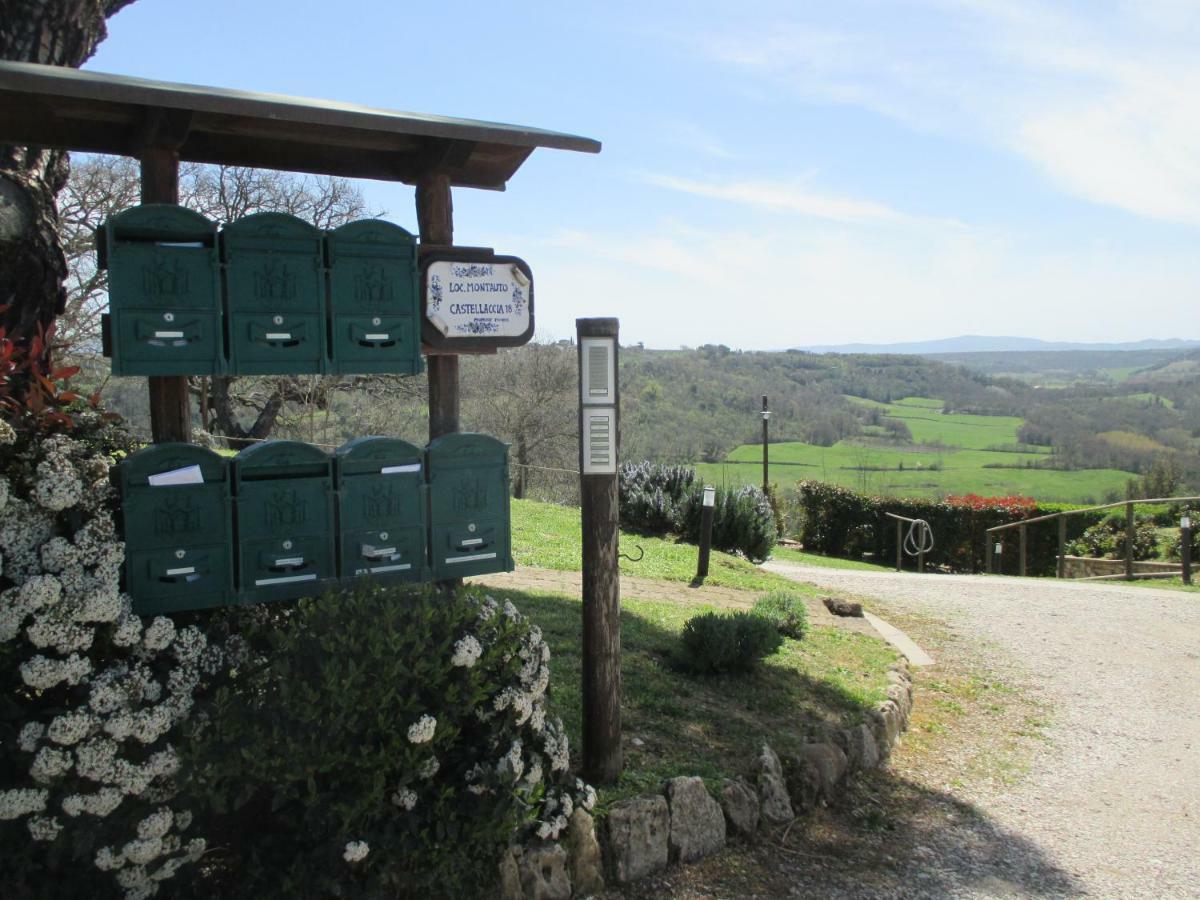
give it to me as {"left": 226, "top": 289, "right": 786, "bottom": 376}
{"left": 896, "top": 519, "right": 903, "bottom": 572}
{"left": 918, "top": 535, "right": 925, "bottom": 573}
{"left": 1182, "top": 522, "right": 1193, "bottom": 586}
{"left": 141, "top": 147, "right": 191, "bottom": 444}
{"left": 985, "top": 533, "right": 993, "bottom": 574}
{"left": 697, "top": 489, "right": 715, "bottom": 581}
{"left": 578, "top": 317, "right": 621, "bottom": 784}
{"left": 417, "top": 172, "right": 458, "bottom": 441}
{"left": 416, "top": 172, "right": 461, "bottom": 591}
{"left": 1057, "top": 514, "right": 1069, "bottom": 579}
{"left": 1018, "top": 524, "right": 1027, "bottom": 578}
{"left": 1125, "top": 501, "right": 1135, "bottom": 581}
{"left": 761, "top": 395, "right": 769, "bottom": 494}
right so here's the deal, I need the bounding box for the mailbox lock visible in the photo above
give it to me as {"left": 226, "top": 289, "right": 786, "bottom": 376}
{"left": 282, "top": 540, "right": 293, "bottom": 550}
{"left": 379, "top": 531, "right": 389, "bottom": 540}
{"left": 175, "top": 549, "right": 185, "bottom": 559}
{"left": 372, "top": 317, "right": 382, "bottom": 326}
{"left": 163, "top": 312, "right": 175, "bottom": 323}
{"left": 468, "top": 523, "right": 476, "bottom": 533}
{"left": 273, "top": 315, "right": 284, "bottom": 326}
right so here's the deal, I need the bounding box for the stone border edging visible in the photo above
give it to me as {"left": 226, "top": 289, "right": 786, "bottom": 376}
{"left": 500, "top": 660, "right": 916, "bottom": 898}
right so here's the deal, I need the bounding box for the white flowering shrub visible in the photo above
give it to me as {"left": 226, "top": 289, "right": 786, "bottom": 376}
{"left": 178, "top": 583, "right": 593, "bottom": 898}
{"left": 0, "top": 411, "right": 220, "bottom": 899}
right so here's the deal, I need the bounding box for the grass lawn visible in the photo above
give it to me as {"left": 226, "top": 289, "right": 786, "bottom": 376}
{"left": 495, "top": 585, "right": 899, "bottom": 806}
{"left": 769, "top": 545, "right": 893, "bottom": 572}
{"left": 512, "top": 497, "right": 799, "bottom": 593}
{"left": 504, "top": 497, "right": 901, "bottom": 804}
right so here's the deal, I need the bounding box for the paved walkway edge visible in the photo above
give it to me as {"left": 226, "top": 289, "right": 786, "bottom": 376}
{"left": 863, "top": 610, "right": 936, "bottom": 666}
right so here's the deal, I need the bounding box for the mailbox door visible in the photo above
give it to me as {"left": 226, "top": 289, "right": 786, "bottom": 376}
{"left": 430, "top": 520, "right": 508, "bottom": 579}
{"left": 108, "top": 242, "right": 221, "bottom": 311}
{"left": 340, "top": 524, "right": 427, "bottom": 582}
{"left": 426, "top": 433, "right": 514, "bottom": 579}
{"left": 326, "top": 220, "right": 418, "bottom": 314}
{"left": 238, "top": 533, "right": 335, "bottom": 600}
{"left": 119, "top": 443, "right": 233, "bottom": 612}
{"left": 228, "top": 311, "right": 324, "bottom": 374}
{"left": 104, "top": 205, "right": 220, "bottom": 311}
{"left": 223, "top": 213, "right": 326, "bottom": 375}
{"left": 329, "top": 313, "right": 422, "bottom": 375}
{"left": 110, "top": 309, "right": 222, "bottom": 376}
{"left": 126, "top": 544, "right": 233, "bottom": 614}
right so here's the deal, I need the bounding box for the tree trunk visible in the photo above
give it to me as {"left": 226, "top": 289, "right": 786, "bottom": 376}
{"left": 0, "top": 0, "right": 137, "bottom": 394}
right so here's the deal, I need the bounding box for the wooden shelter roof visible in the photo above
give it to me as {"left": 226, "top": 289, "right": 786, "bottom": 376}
{"left": 0, "top": 61, "right": 600, "bottom": 189}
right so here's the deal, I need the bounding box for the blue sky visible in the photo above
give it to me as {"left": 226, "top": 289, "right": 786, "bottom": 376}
{"left": 89, "top": 0, "right": 1200, "bottom": 349}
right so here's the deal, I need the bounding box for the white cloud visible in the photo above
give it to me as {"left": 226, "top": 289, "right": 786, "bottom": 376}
{"left": 639, "top": 172, "right": 911, "bottom": 225}
{"left": 691, "top": 1, "right": 1200, "bottom": 225}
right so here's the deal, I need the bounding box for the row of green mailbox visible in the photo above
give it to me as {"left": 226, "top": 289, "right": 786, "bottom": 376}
{"left": 98, "top": 205, "right": 422, "bottom": 377}
{"left": 118, "top": 433, "right": 513, "bottom": 615}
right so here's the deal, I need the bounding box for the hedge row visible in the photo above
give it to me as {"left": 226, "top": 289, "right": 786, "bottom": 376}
{"left": 789, "top": 482, "right": 1110, "bottom": 576}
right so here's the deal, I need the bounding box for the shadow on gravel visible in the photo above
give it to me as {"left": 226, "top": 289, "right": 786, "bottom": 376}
{"left": 615, "top": 767, "right": 1084, "bottom": 899}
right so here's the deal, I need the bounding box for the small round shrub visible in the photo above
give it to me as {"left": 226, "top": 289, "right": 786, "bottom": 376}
{"left": 679, "top": 611, "right": 782, "bottom": 674}
{"left": 176, "top": 584, "right": 592, "bottom": 899}
{"left": 1068, "top": 517, "right": 1159, "bottom": 560}
{"left": 751, "top": 591, "right": 809, "bottom": 640}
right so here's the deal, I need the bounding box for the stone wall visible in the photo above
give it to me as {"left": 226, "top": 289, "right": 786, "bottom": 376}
{"left": 1060, "top": 555, "right": 1182, "bottom": 580}
{"left": 500, "top": 660, "right": 916, "bottom": 898}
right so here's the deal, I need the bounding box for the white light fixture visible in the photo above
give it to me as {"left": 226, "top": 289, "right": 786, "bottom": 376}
{"left": 1183, "top": 516, "right": 1192, "bottom": 530}
{"left": 703, "top": 485, "right": 716, "bottom": 508}
{"left": 994, "top": 543, "right": 1003, "bottom": 554}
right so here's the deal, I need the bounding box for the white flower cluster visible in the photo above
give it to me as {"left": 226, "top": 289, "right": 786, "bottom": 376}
{"left": 343, "top": 840, "right": 369, "bottom": 863}
{"left": 450, "top": 634, "right": 482, "bottom": 668}
{"left": 391, "top": 787, "right": 418, "bottom": 810}
{"left": 1, "top": 429, "right": 221, "bottom": 899}
{"left": 406, "top": 714, "right": 437, "bottom": 744}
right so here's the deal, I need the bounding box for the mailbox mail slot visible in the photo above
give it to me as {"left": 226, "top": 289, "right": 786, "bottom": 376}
{"left": 426, "top": 433, "right": 514, "bottom": 580}
{"left": 118, "top": 443, "right": 233, "bottom": 613}
{"left": 326, "top": 220, "right": 422, "bottom": 375}
{"left": 223, "top": 213, "right": 326, "bottom": 375}
{"left": 233, "top": 440, "right": 336, "bottom": 603}
{"left": 99, "top": 205, "right": 224, "bottom": 376}
{"left": 334, "top": 436, "right": 429, "bottom": 584}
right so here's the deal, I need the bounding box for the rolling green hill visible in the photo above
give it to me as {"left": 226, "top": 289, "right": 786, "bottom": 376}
{"left": 701, "top": 396, "right": 1137, "bottom": 503}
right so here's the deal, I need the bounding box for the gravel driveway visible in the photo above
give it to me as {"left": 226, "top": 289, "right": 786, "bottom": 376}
{"left": 763, "top": 563, "right": 1200, "bottom": 899}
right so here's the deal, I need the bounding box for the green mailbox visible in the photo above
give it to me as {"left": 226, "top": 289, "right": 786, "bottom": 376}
{"left": 118, "top": 443, "right": 233, "bottom": 614}
{"left": 223, "top": 213, "right": 326, "bottom": 375}
{"left": 426, "top": 433, "right": 514, "bottom": 580}
{"left": 99, "top": 205, "right": 223, "bottom": 376}
{"left": 334, "top": 436, "right": 429, "bottom": 583}
{"left": 233, "top": 441, "right": 336, "bottom": 602}
{"left": 326, "top": 220, "right": 422, "bottom": 375}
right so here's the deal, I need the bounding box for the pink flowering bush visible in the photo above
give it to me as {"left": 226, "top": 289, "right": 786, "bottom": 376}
{"left": 176, "top": 583, "right": 593, "bottom": 899}
{"left": 0, "top": 409, "right": 229, "bottom": 899}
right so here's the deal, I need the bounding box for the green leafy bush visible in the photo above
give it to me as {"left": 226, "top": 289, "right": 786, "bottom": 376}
{"left": 679, "top": 612, "right": 782, "bottom": 674}
{"left": 751, "top": 592, "right": 809, "bottom": 640}
{"left": 619, "top": 462, "right": 777, "bottom": 561}
{"left": 681, "top": 485, "right": 777, "bottom": 562}
{"left": 618, "top": 461, "right": 696, "bottom": 534}
{"left": 1068, "top": 517, "right": 1160, "bottom": 560}
{"left": 177, "top": 585, "right": 592, "bottom": 899}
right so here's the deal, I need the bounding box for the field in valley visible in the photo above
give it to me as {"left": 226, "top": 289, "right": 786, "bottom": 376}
{"left": 697, "top": 396, "right": 1136, "bottom": 502}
